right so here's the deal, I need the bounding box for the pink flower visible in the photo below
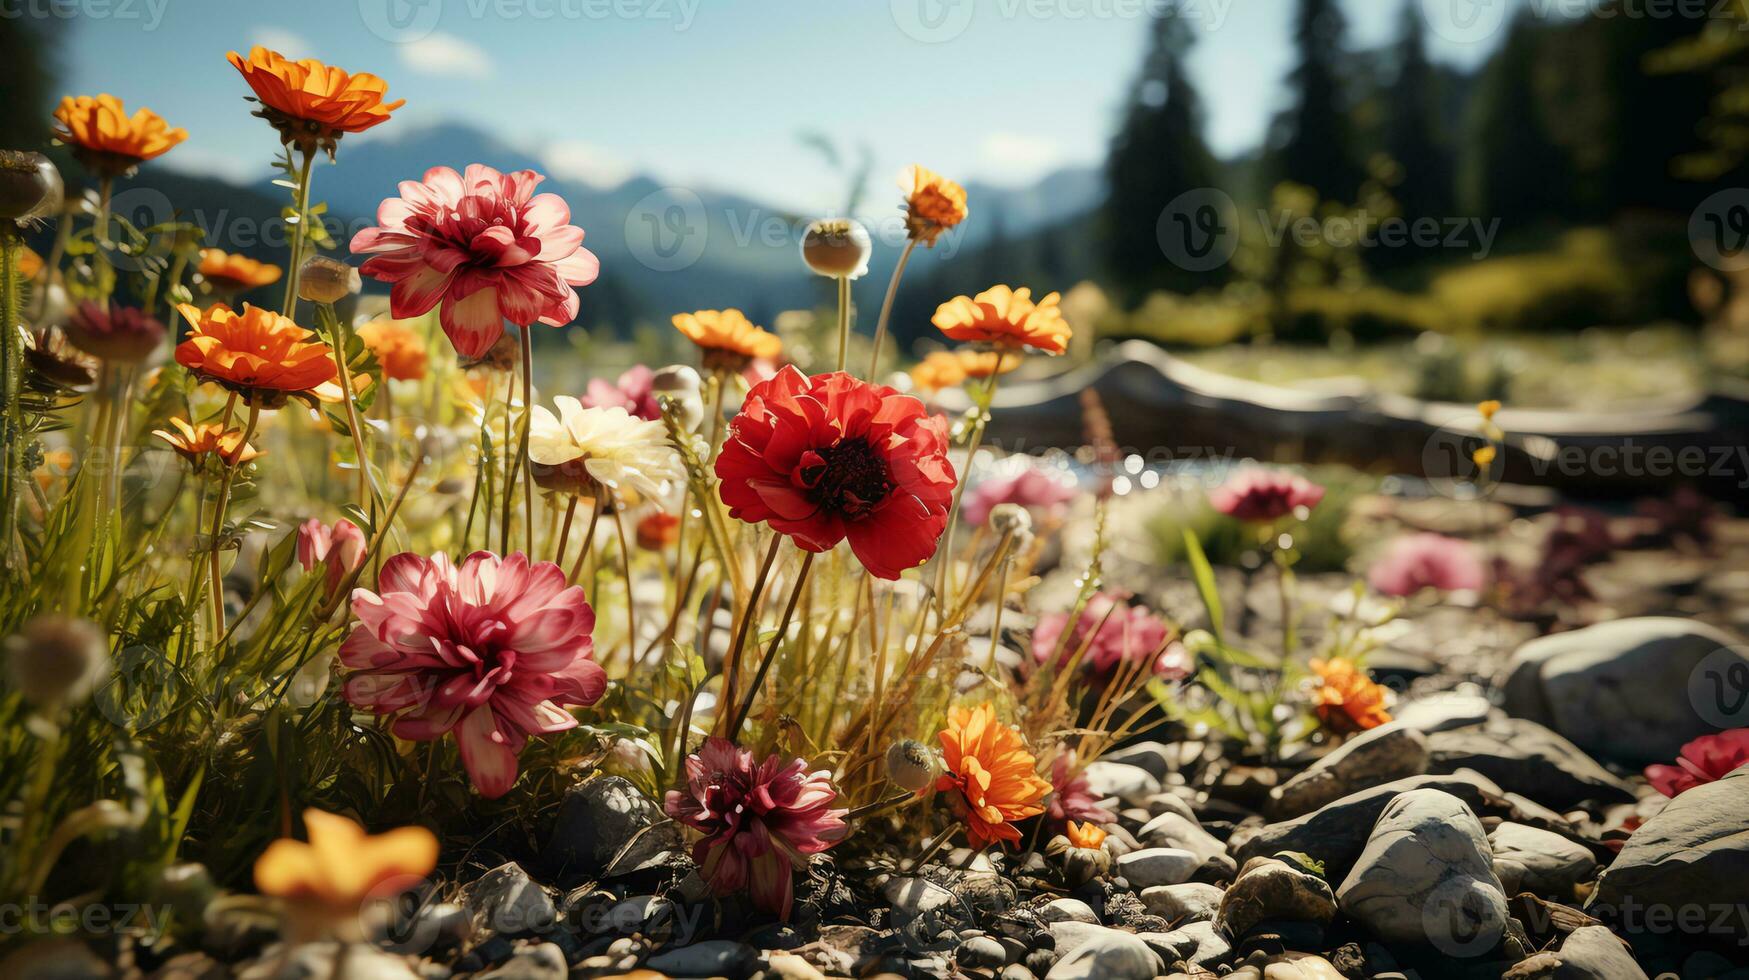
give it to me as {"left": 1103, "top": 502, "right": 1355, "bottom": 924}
{"left": 1368, "top": 533, "right": 1486, "bottom": 597}
{"left": 581, "top": 365, "right": 659, "bottom": 421}
{"left": 1047, "top": 751, "right": 1114, "bottom": 827}
{"left": 338, "top": 551, "right": 605, "bottom": 799}
{"left": 350, "top": 165, "right": 600, "bottom": 359}
{"left": 297, "top": 517, "right": 368, "bottom": 599}
{"left": 1645, "top": 728, "right": 1749, "bottom": 798}
{"left": 963, "top": 466, "right": 1079, "bottom": 527}
{"left": 1032, "top": 592, "right": 1188, "bottom": 677}
{"left": 1209, "top": 468, "right": 1325, "bottom": 523}
{"left": 664, "top": 736, "right": 847, "bottom": 919}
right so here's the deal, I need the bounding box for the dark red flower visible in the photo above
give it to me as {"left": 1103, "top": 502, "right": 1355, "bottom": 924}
{"left": 1645, "top": 728, "right": 1749, "bottom": 798}
{"left": 715, "top": 367, "right": 955, "bottom": 579}
{"left": 65, "top": 301, "right": 165, "bottom": 363}
{"left": 1209, "top": 468, "right": 1325, "bottom": 523}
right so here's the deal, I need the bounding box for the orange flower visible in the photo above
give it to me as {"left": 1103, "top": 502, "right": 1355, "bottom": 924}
{"left": 935, "top": 702, "right": 1052, "bottom": 849}
{"left": 932, "top": 285, "right": 1071, "bottom": 356}
{"left": 1309, "top": 657, "right": 1392, "bottom": 735}
{"left": 636, "top": 511, "right": 681, "bottom": 551}
{"left": 254, "top": 809, "right": 437, "bottom": 939}
{"left": 18, "top": 246, "right": 44, "bottom": 280}
{"left": 356, "top": 320, "right": 428, "bottom": 382}
{"left": 226, "top": 47, "right": 404, "bottom": 156}
{"left": 1065, "top": 819, "right": 1108, "bottom": 850}
{"left": 900, "top": 165, "right": 968, "bottom": 246}
{"left": 52, "top": 95, "right": 186, "bottom": 177}
{"left": 956, "top": 349, "right": 1019, "bottom": 381}
{"left": 174, "top": 302, "right": 338, "bottom": 408}
{"left": 199, "top": 248, "right": 282, "bottom": 294}
{"left": 910, "top": 351, "right": 967, "bottom": 393}
{"left": 152, "top": 416, "right": 263, "bottom": 467}
{"left": 672, "top": 309, "right": 782, "bottom": 372}
{"left": 1477, "top": 399, "right": 1501, "bottom": 422}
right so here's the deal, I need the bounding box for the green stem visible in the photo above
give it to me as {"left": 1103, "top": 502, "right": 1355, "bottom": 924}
{"left": 932, "top": 371, "right": 999, "bottom": 615}
{"left": 518, "top": 327, "right": 535, "bottom": 555}
{"left": 279, "top": 147, "right": 317, "bottom": 321}
{"left": 867, "top": 238, "right": 917, "bottom": 378}
{"left": 318, "top": 303, "right": 379, "bottom": 509}
{"left": 726, "top": 550, "right": 814, "bottom": 741}
{"left": 208, "top": 403, "right": 260, "bottom": 641}
{"left": 0, "top": 228, "right": 24, "bottom": 568}
{"left": 834, "top": 275, "right": 851, "bottom": 373}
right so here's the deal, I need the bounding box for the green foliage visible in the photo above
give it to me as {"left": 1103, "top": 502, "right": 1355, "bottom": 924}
{"left": 1147, "top": 466, "right": 1370, "bottom": 575}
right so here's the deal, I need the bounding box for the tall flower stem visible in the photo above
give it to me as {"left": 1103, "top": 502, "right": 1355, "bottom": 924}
{"left": 932, "top": 371, "right": 1000, "bottom": 616}
{"left": 726, "top": 549, "right": 814, "bottom": 741}
{"left": 279, "top": 147, "right": 317, "bottom": 320}
{"left": 834, "top": 275, "right": 851, "bottom": 373}
{"left": 567, "top": 497, "right": 603, "bottom": 584}
{"left": 518, "top": 328, "right": 536, "bottom": 555}
{"left": 208, "top": 402, "right": 260, "bottom": 639}
{"left": 612, "top": 498, "right": 638, "bottom": 660}
{"left": 554, "top": 495, "right": 579, "bottom": 566}
{"left": 867, "top": 238, "right": 917, "bottom": 378}
{"left": 719, "top": 535, "right": 782, "bottom": 727}
{"left": 317, "top": 303, "right": 379, "bottom": 509}
{"left": 0, "top": 227, "right": 24, "bottom": 567}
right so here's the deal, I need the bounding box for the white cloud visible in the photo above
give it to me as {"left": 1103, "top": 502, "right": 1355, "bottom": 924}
{"left": 249, "top": 27, "right": 313, "bottom": 55}
{"left": 976, "top": 132, "right": 1065, "bottom": 185}
{"left": 540, "top": 140, "right": 635, "bottom": 190}
{"left": 400, "top": 33, "right": 493, "bottom": 79}
{"left": 159, "top": 147, "right": 262, "bottom": 186}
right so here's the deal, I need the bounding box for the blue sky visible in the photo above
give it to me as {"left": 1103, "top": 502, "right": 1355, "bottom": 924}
{"left": 58, "top": 0, "right": 1509, "bottom": 210}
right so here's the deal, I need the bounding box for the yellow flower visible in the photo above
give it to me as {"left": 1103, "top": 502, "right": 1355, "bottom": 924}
{"left": 900, "top": 164, "right": 968, "bottom": 246}
{"left": 254, "top": 809, "right": 437, "bottom": 939}
{"left": 52, "top": 95, "right": 186, "bottom": 177}
{"left": 932, "top": 285, "right": 1072, "bottom": 356}
{"left": 1477, "top": 399, "right": 1501, "bottom": 421}
{"left": 1472, "top": 445, "right": 1497, "bottom": 469}
{"left": 672, "top": 309, "right": 782, "bottom": 372}
{"left": 935, "top": 703, "right": 1052, "bottom": 849}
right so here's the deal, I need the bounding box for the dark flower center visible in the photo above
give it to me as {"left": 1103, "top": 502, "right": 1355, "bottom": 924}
{"left": 795, "top": 437, "right": 892, "bottom": 518}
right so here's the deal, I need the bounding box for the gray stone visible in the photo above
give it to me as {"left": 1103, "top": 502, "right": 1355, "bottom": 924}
{"left": 1114, "top": 847, "right": 1199, "bottom": 888}
{"left": 644, "top": 940, "right": 760, "bottom": 979}
{"left": 1139, "top": 882, "right": 1225, "bottom": 924}
{"left": 1267, "top": 722, "right": 1430, "bottom": 819}
{"left": 463, "top": 864, "right": 556, "bottom": 937}
{"left": 1501, "top": 617, "right": 1748, "bottom": 765}
{"left": 1138, "top": 919, "right": 1230, "bottom": 968}
{"left": 541, "top": 776, "right": 680, "bottom": 877}
{"left": 1043, "top": 925, "right": 1162, "bottom": 980}
{"left": 1100, "top": 741, "right": 1184, "bottom": 780}
{"left": 1134, "top": 811, "right": 1236, "bottom": 878}
{"left": 1081, "top": 761, "right": 1161, "bottom": 806}
{"left": 1392, "top": 693, "right": 1494, "bottom": 734}
{"left": 1487, "top": 823, "right": 1599, "bottom": 897}
{"left": 1225, "top": 952, "right": 1347, "bottom": 979}
{"left": 0, "top": 939, "right": 113, "bottom": 980}
{"left": 1551, "top": 925, "right": 1647, "bottom": 980}
{"left": 1142, "top": 791, "right": 1199, "bottom": 821}
{"left": 1426, "top": 717, "right": 1635, "bottom": 809}
{"left": 1335, "top": 789, "right": 1509, "bottom": 950}
{"left": 957, "top": 935, "right": 1008, "bottom": 969}
{"left": 883, "top": 876, "right": 958, "bottom": 920}
{"left": 1037, "top": 897, "right": 1100, "bottom": 925}
{"left": 1216, "top": 856, "right": 1337, "bottom": 939}
{"left": 478, "top": 943, "right": 565, "bottom": 980}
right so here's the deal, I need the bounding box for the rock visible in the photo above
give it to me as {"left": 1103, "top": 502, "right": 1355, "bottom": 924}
{"left": 1043, "top": 925, "right": 1162, "bottom": 980}
{"left": 1114, "top": 847, "right": 1199, "bottom": 888}
{"left": 1217, "top": 857, "right": 1338, "bottom": 939}
{"left": 1590, "top": 763, "right": 1749, "bottom": 943}
{"left": 644, "top": 940, "right": 759, "bottom": 979}
{"left": 1501, "top": 618, "right": 1748, "bottom": 765}
{"left": 463, "top": 864, "right": 556, "bottom": 937}
{"left": 0, "top": 939, "right": 112, "bottom": 979}
{"left": 600, "top": 895, "right": 675, "bottom": 937}
{"left": 1335, "top": 789, "right": 1509, "bottom": 954}
{"left": 952, "top": 870, "right": 1019, "bottom": 914}
{"left": 1134, "top": 811, "right": 1236, "bottom": 878}
{"left": 1142, "top": 791, "right": 1199, "bottom": 821}
{"left": 999, "top": 965, "right": 1037, "bottom": 980}
{"left": 883, "top": 876, "right": 958, "bottom": 920}
{"left": 1393, "top": 693, "right": 1494, "bottom": 734}
{"left": 1140, "top": 882, "right": 1225, "bottom": 924}
{"left": 1037, "top": 898, "right": 1100, "bottom": 925}
{"left": 541, "top": 776, "right": 680, "bottom": 878}
{"left": 1081, "top": 761, "right": 1161, "bottom": 806}
{"left": 958, "top": 935, "right": 1008, "bottom": 969}
{"left": 1100, "top": 741, "right": 1184, "bottom": 780}
{"left": 1267, "top": 723, "right": 1430, "bottom": 819}
{"left": 765, "top": 952, "right": 828, "bottom": 980}
{"left": 247, "top": 944, "right": 421, "bottom": 980}
{"left": 1138, "top": 919, "right": 1230, "bottom": 968}
{"left": 1425, "top": 717, "right": 1635, "bottom": 809}
{"left": 1552, "top": 925, "right": 1647, "bottom": 979}
{"left": 478, "top": 943, "right": 565, "bottom": 980}
{"left": 1226, "top": 952, "right": 1346, "bottom": 979}
{"left": 1487, "top": 823, "right": 1599, "bottom": 896}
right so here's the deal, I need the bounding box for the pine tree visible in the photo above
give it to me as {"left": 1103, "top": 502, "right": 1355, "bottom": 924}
{"left": 1382, "top": 1, "right": 1451, "bottom": 225}
{"left": 1268, "top": 0, "right": 1364, "bottom": 203}
{"left": 1459, "top": 11, "right": 1573, "bottom": 228}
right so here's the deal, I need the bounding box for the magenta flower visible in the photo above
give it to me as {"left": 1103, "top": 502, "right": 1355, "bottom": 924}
{"left": 963, "top": 466, "right": 1079, "bottom": 527}
{"left": 1032, "top": 592, "right": 1188, "bottom": 678}
{"left": 1047, "top": 751, "right": 1114, "bottom": 827}
{"left": 1645, "top": 728, "right": 1749, "bottom": 798}
{"left": 581, "top": 365, "right": 660, "bottom": 421}
{"left": 338, "top": 551, "right": 605, "bottom": 798}
{"left": 350, "top": 164, "right": 600, "bottom": 359}
{"left": 664, "top": 737, "right": 847, "bottom": 919}
{"left": 297, "top": 517, "right": 367, "bottom": 600}
{"left": 64, "top": 301, "right": 166, "bottom": 364}
{"left": 1209, "top": 468, "right": 1325, "bottom": 523}
{"left": 1368, "top": 533, "right": 1486, "bottom": 597}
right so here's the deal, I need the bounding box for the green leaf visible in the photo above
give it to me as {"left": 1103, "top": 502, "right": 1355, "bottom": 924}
{"left": 1182, "top": 528, "right": 1224, "bottom": 640}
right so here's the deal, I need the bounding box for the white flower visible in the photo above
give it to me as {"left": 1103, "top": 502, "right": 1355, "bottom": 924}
{"left": 527, "top": 398, "right": 682, "bottom": 499}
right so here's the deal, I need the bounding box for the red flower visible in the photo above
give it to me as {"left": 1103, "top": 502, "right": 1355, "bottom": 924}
{"left": 350, "top": 164, "right": 599, "bottom": 359}
{"left": 1368, "top": 533, "right": 1485, "bottom": 597}
{"left": 1047, "top": 751, "right": 1114, "bottom": 828}
{"left": 1645, "top": 728, "right": 1749, "bottom": 798}
{"left": 715, "top": 367, "right": 955, "bottom": 580}
{"left": 1209, "top": 468, "right": 1325, "bottom": 523}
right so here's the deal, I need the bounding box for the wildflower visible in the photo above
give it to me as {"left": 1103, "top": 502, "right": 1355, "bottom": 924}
{"left": 152, "top": 417, "right": 262, "bottom": 469}
{"left": 664, "top": 737, "right": 847, "bottom": 918}
{"left": 1472, "top": 444, "right": 1497, "bottom": 469}
{"left": 1046, "top": 751, "right": 1114, "bottom": 827}
{"left": 935, "top": 703, "right": 1052, "bottom": 849}
{"left": 582, "top": 365, "right": 661, "bottom": 421}
{"left": 226, "top": 47, "right": 404, "bottom": 156}
{"left": 298, "top": 518, "right": 368, "bottom": 600}
{"left": 716, "top": 367, "right": 955, "bottom": 580}
{"left": 1047, "top": 819, "right": 1113, "bottom": 887}
{"left": 1309, "top": 657, "right": 1391, "bottom": 735}
{"left": 355, "top": 320, "right": 428, "bottom": 382}
{"left": 253, "top": 809, "right": 437, "bottom": 941}
{"left": 932, "top": 285, "right": 1071, "bottom": 356}
{"left": 900, "top": 164, "right": 968, "bottom": 247}
{"left": 1208, "top": 468, "right": 1325, "bottom": 523}
{"left": 526, "top": 398, "right": 682, "bottom": 499}
{"left": 1477, "top": 399, "right": 1501, "bottom": 421}
{"left": 963, "top": 466, "right": 1078, "bottom": 527}
{"left": 1032, "top": 593, "right": 1185, "bottom": 678}
{"left": 650, "top": 364, "right": 705, "bottom": 432}
{"left": 173, "top": 303, "right": 338, "bottom": 408}
{"left": 909, "top": 350, "right": 968, "bottom": 393}
{"left": 52, "top": 95, "right": 186, "bottom": 177}
{"left": 0, "top": 150, "right": 62, "bottom": 223}
{"left": 25, "top": 330, "right": 96, "bottom": 388}
{"left": 18, "top": 246, "right": 45, "bottom": 280}
{"left": 800, "top": 218, "right": 871, "bottom": 279}
{"left": 198, "top": 249, "right": 282, "bottom": 295}
{"left": 351, "top": 164, "right": 598, "bottom": 358}
{"left": 1368, "top": 533, "right": 1485, "bottom": 597}
{"left": 3, "top": 615, "right": 108, "bottom": 708}
{"left": 886, "top": 739, "right": 940, "bottom": 793}
{"left": 635, "top": 511, "right": 681, "bottom": 551}
{"left": 64, "top": 302, "right": 165, "bottom": 364}
{"left": 987, "top": 503, "right": 1032, "bottom": 537}
{"left": 338, "top": 551, "right": 605, "bottom": 798}
{"left": 297, "top": 255, "right": 360, "bottom": 305}
{"left": 1645, "top": 729, "right": 1749, "bottom": 798}
{"left": 672, "top": 309, "right": 781, "bottom": 373}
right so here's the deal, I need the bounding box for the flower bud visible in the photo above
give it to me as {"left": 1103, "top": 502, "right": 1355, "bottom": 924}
{"left": 651, "top": 364, "right": 705, "bottom": 433}
{"left": 297, "top": 255, "right": 360, "bottom": 305}
{"left": 885, "top": 739, "right": 939, "bottom": 793}
{"left": 988, "top": 503, "right": 1032, "bottom": 536}
{"left": 801, "top": 218, "right": 871, "bottom": 280}
{"left": 0, "top": 150, "right": 63, "bottom": 224}
{"left": 3, "top": 615, "right": 108, "bottom": 707}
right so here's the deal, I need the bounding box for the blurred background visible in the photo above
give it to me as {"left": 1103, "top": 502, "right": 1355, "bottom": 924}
{"left": 7, "top": 0, "right": 1749, "bottom": 410}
